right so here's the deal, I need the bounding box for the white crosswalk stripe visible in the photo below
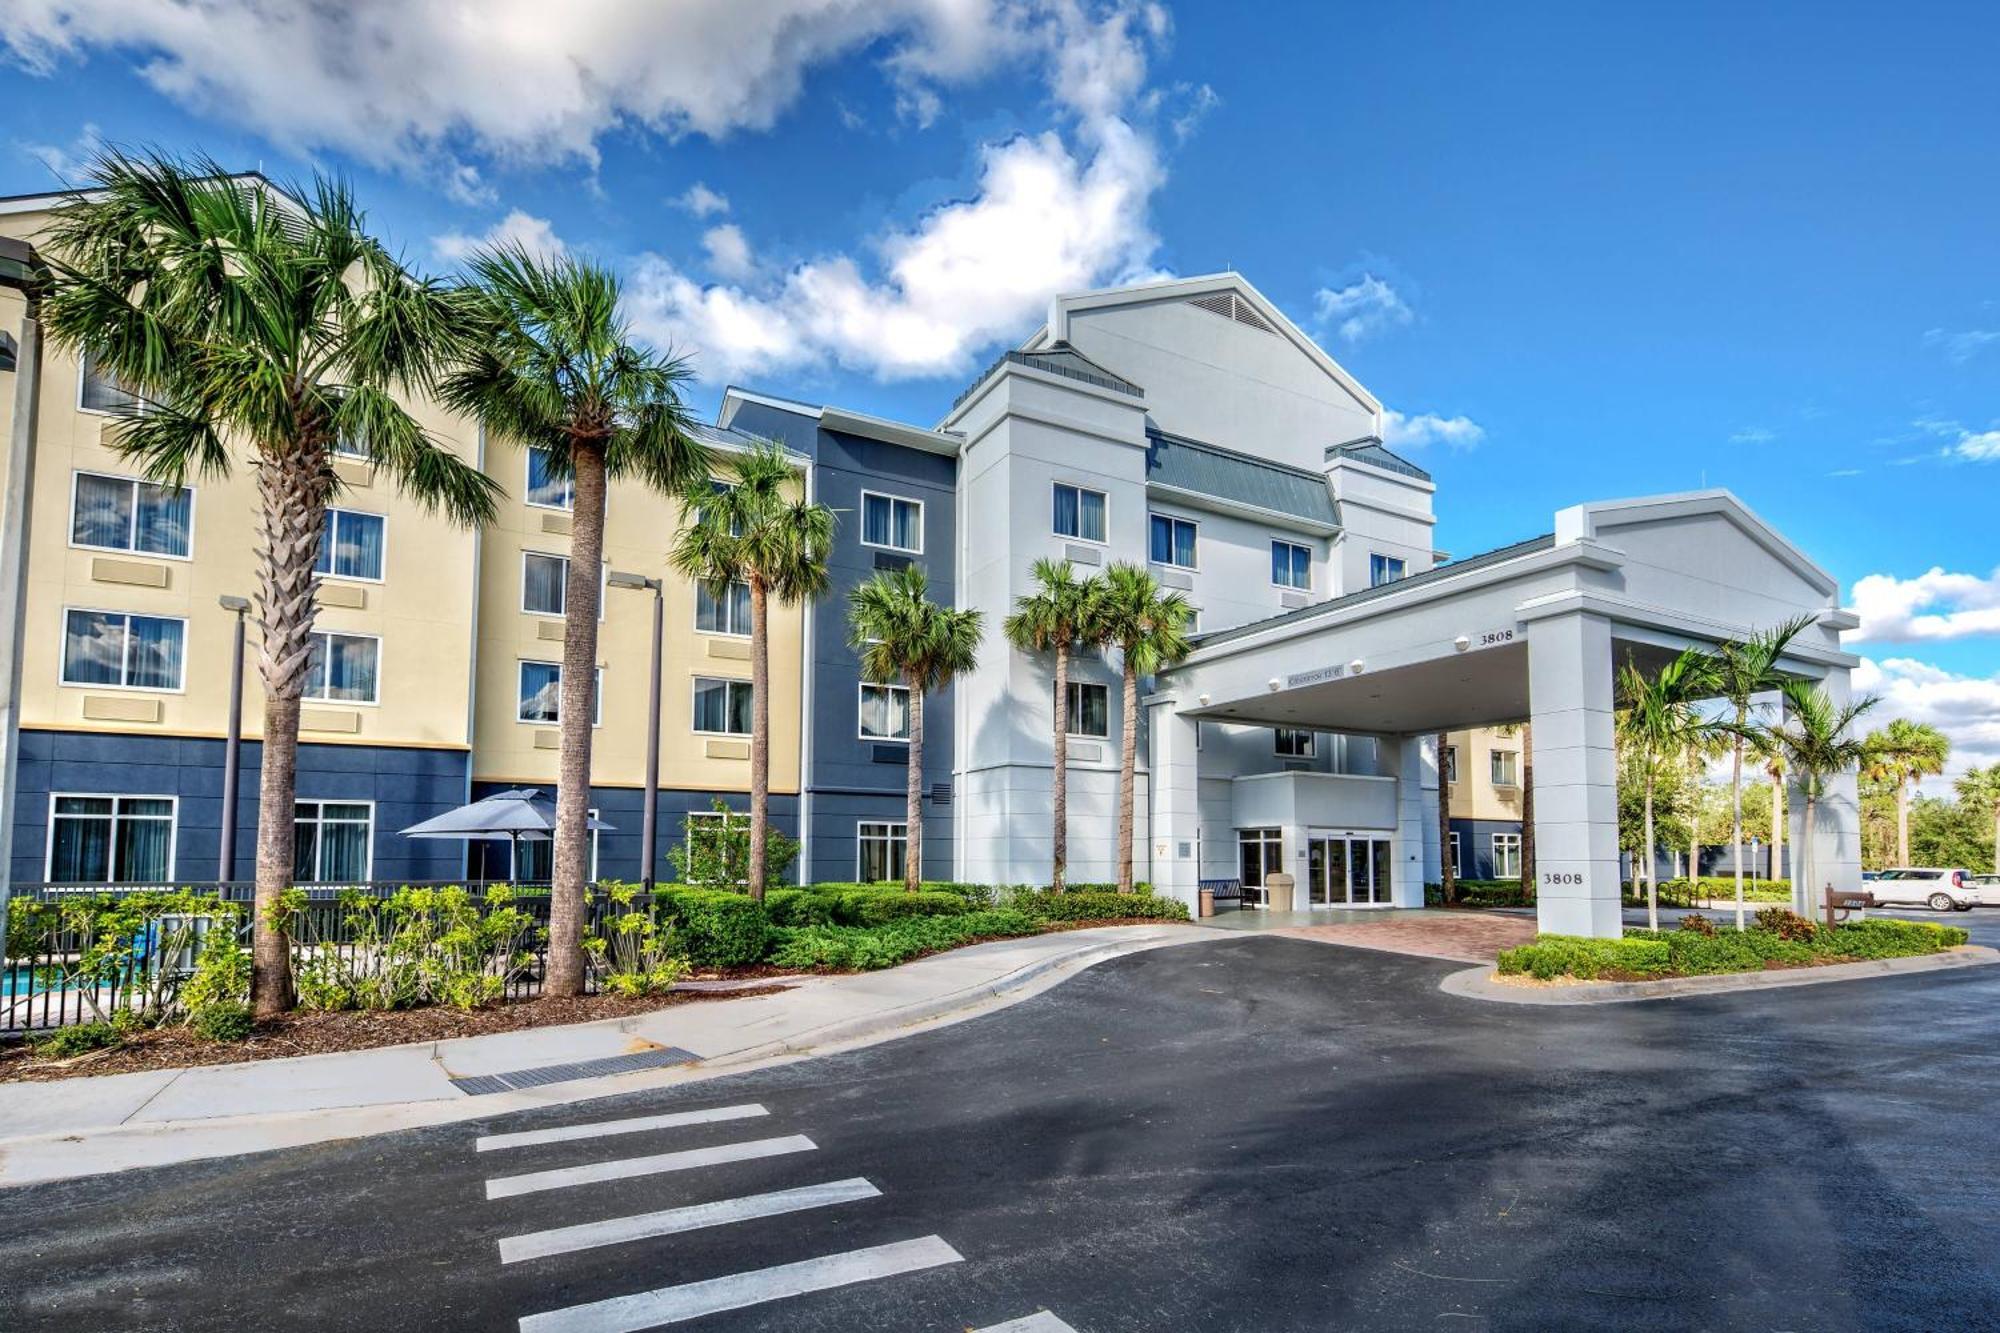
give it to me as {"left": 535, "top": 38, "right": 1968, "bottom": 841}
{"left": 497, "top": 1177, "right": 882, "bottom": 1264}
{"left": 476, "top": 1103, "right": 768, "bottom": 1153}
{"left": 484, "top": 1134, "right": 816, "bottom": 1201}
{"left": 974, "top": 1313, "right": 1081, "bottom": 1332}
{"left": 516, "top": 1235, "right": 965, "bottom": 1332}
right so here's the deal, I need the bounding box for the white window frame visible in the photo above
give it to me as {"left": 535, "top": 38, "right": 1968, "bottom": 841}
{"left": 1272, "top": 538, "right": 1312, "bottom": 591}
{"left": 691, "top": 676, "right": 755, "bottom": 736}
{"left": 512, "top": 805, "right": 599, "bottom": 882}
{"left": 332, "top": 434, "right": 370, "bottom": 462}
{"left": 524, "top": 443, "right": 575, "bottom": 512}
{"left": 680, "top": 808, "right": 744, "bottom": 885}
{"left": 1274, "top": 727, "right": 1315, "bottom": 758}
{"left": 692, "top": 578, "right": 753, "bottom": 637}
{"left": 59, "top": 607, "right": 188, "bottom": 693}
{"left": 1447, "top": 831, "right": 1462, "bottom": 876}
{"left": 75, "top": 351, "right": 147, "bottom": 418}
{"left": 858, "top": 681, "right": 912, "bottom": 742}
{"left": 519, "top": 551, "right": 606, "bottom": 620}
{"left": 294, "top": 799, "right": 377, "bottom": 884}
{"left": 1443, "top": 745, "right": 1459, "bottom": 785}
{"left": 857, "top": 820, "right": 910, "bottom": 883}
{"left": 1369, "top": 552, "right": 1407, "bottom": 587}
{"left": 1492, "top": 832, "right": 1522, "bottom": 880}
{"left": 858, "top": 490, "right": 924, "bottom": 555}
{"left": 516, "top": 660, "right": 603, "bottom": 726}
{"left": 44, "top": 792, "right": 178, "bottom": 884}
{"left": 67, "top": 471, "right": 195, "bottom": 561}
{"left": 315, "top": 507, "right": 387, "bottom": 583}
{"left": 1064, "top": 680, "right": 1110, "bottom": 739}
{"left": 1148, "top": 512, "right": 1199, "bottom": 570}
{"left": 303, "top": 630, "right": 383, "bottom": 706}
{"left": 1490, "top": 749, "right": 1519, "bottom": 787}
{"left": 1051, "top": 481, "right": 1109, "bottom": 545}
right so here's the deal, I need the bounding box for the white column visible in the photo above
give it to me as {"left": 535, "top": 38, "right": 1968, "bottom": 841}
{"left": 1380, "top": 734, "right": 1429, "bottom": 908}
{"left": 1788, "top": 667, "right": 1862, "bottom": 914}
{"left": 1147, "top": 699, "right": 1202, "bottom": 916}
{"left": 1527, "top": 610, "right": 1622, "bottom": 937}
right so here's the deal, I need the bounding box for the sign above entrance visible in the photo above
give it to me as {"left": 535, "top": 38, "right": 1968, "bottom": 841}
{"left": 1285, "top": 664, "right": 1347, "bottom": 689}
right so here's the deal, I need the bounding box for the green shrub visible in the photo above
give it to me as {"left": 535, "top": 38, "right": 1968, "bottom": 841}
{"left": 1013, "top": 890, "right": 1190, "bottom": 923}
{"left": 285, "top": 884, "right": 536, "bottom": 1012}
{"left": 32, "top": 1022, "right": 120, "bottom": 1059}
{"left": 762, "top": 888, "right": 837, "bottom": 928}
{"left": 1828, "top": 918, "right": 1966, "bottom": 957}
{"left": 1678, "top": 912, "right": 1717, "bottom": 936}
{"left": 667, "top": 800, "right": 801, "bottom": 887}
{"left": 189, "top": 1001, "right": 255, "bottom": 1042}
{"left": 1502, "top": 915, "right": 1961, "bottom": 982}
{"left": 1428, "top": 879, "right": 1536, "bottom": 908}
{"left": 584, "top": 881, "right": 692, "bottom": 996}
{"left": 1496, "top": 935, "right": 1671, "bottom": 980}
{"left": 653, "top": 887, "right": 771, "bottom": 968}
{"left": 1755, "top": 906, "right": 1818, "bottom": 941}
{"left": 766, "top": 910, "right": 1040, "bottom": 971}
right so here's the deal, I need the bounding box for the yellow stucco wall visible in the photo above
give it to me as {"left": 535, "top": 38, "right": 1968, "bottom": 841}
{"left": 1445, "top": 727, "right": 1526, "bottom": 823}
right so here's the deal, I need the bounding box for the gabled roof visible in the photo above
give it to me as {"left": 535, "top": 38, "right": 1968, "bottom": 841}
{"left": 1146, "top": 430, "right": 1340, "bottom": 531}
{"left": 950, "top": 341, "right": 1144, "bottom": 411}
{"left": 1326, "top": 440, "right": 1431, "bottom": 482}
{"left": 687, "top": 419, "right": 808, "bottom": 460}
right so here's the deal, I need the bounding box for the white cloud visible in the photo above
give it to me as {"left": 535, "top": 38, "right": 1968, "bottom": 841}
{"left": 701, "top": 224, "right": 755, "bottom": 280}
{"left": 1853, "top": 656, "right": 2000, "bottom": 782}
{"left": 1911, "top": 416, "right": 2000, "bottom": 464}
{"left": 1312, "top": 274, "right": 1412, "bottom": 343}
{"left": 1730, "top": 427, "right": 1775, "bottom": 445}
{"left": 1924, "top": 327, "right": 2000, "bottom": 365}
{"left": 17, "top": 120, "right": 102, "bottom": 182}
{"left": 675, "top": 183, "right": 730, "bottom": 218}
{"left": 431, "top": 210, "right": 568, "bottom": 264}
{"left": 1849, "top": 566, "right": 2000, "bottom": 643}
{"left": 1381, "top": 409, "right": 1484, "bottom": 451}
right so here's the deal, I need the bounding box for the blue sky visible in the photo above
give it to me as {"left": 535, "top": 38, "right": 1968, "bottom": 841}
{"left": 3, "top": 1, "right": 1995, "bottom": 775}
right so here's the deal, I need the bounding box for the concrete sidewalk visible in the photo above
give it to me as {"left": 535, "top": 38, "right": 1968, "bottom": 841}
{"left": 0, "top": 924, "right": 1203, "bottom": 1188}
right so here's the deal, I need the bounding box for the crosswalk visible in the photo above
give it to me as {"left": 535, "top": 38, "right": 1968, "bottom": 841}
{"left": 481, "top": 1098, "right": 1063, "bottom": 1331}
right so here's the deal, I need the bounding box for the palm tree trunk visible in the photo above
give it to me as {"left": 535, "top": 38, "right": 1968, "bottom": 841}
{"left": 748, "top": 575, "right": 771, "bottom": 900}
{"left": 1052, "top": 643, "right": 1069, "bottom": 891}
{"left": 904, "top": 680, "right": 924, "bottom": 893}
{"left": 1644, "top": 768, "right": 1659, "bottom": 932}
{"left": 249, "top": 443, "right": 328, "bottom": 1018}
{"left": 1895, "top": 779, "right": 1910, "bottom": 866}
{"left": 1771, "top": 769, "right": 1784, "bottom": 881}
{"left": 1800, "top": 791, "right": 1816, "bottom": 916}
{"left": 1435, "top": 730, "right": 1455, "bottom": 906}
{"left": 1519, "top": 723, "right": 1535, "bottom": 896}
{"left": 1990, "top": 797, "right": 1998, "bottom": 874}
{"left": 1730, "top": 722, "right": 1746, "bottom": 931}
{"left": 548, "top": 440, "right": 606, "bottom": 997}
{"left": 1116, "top": 658, "right": 1138, "bottom": 893}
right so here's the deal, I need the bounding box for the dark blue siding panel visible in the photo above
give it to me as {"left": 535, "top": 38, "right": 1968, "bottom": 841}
{"left": 467, "top": 781, "right": 800, "bottom": 885}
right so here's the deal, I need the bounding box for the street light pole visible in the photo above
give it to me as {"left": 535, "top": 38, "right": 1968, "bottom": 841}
{"left": 0, "top": 236, "right": 45, "bottom": 953}
{"left": 609, "top": 572, "right": 664, "bottom": 890}
{"left": 217, "top": 596, "right": 251, "bottom": 885}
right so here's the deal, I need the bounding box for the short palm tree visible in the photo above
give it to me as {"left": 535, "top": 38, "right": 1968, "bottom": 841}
{"left": 1764, "top": 679, "right": 1877, "bottom": 913}
{"left": 670, "top": 441, "right": 832, "bottom": 899}
{"left": 1955, "top": 763, "right": 2000, "bottom": 874}
{"left": 848, "top": 566, "right": 984, "bottom": 892}
{"left": 1863, "top": 718, "right": 1951, "bottom": 868}
{"left": 444, "top": 248, "right": 708, "bottom": 993}
{"left": 1616, "top": 648, "right": 1721, "bottom": 930}
{"left": 1710, "top": 616, "right": 1813, "bottom": 928}
{"left": 1003, "top": 559, "right": 1102, "bottom": 890}
{"left": 40, "top": 152, "right": 500, "bottom": 1017}
{"left": 1094, "top": 564, "right": 1194, "bottom": 893}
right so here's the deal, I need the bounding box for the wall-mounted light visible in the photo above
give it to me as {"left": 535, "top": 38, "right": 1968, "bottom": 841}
{"left": 1348, "top": 659, "right": 1365, "bottom": 674}
{"left": 1197, "top": 693, "right": 1210, "bottom": 706}
{"left": 1267, "top": 677, "right": 1281, "bottom": 692}
{"left": 1454, "top": 635, "right": 1469, "bottom": 652}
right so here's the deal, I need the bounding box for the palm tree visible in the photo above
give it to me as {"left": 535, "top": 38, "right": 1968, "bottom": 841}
{"left": 1763, "top": 679, "right": 1877, "bottom": 914}
{"left": 1955, "top": 763, "right": 2000, "bottom": 874}
{"left": 1003, "top": 559, "right": 1102, "bottom": 890}
{"left": 1094, "top": 564, "right": 1194, "bottom": 893}
{"left": 1863, "top": 718, "right": 1951, "bottom": 867}
{"left": 1759, "top": 742, "right": 1787, "bottom": 881}
{"left": 848, "top": 566, "right": 983, "bottom": 892}
{"left": 444, "top": 248, "right": 708, "bottom": 993}
{"left": 1435, "top": 731, "right": 1456, "bottom": 905}
{"left": 1710, "top": 616, "right": 1813, "bottom": 928}
{"left": 1615, "top": 648, "right": 1720, "bottom": 930}
{"left": 1519, "top": 723, "right": 1535, "bottom": 893}
{"left": 40, "top": 152, "right": 499, "bottom": 1017}
{"left": 670, "top": 441, "right": 832, "bottom": 899}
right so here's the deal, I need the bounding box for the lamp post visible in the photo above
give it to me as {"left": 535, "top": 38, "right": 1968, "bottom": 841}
{"left": 608, "top": 571, "right": 664, "bottom": 890}
{"left": 0, "top": 236, "right": 44, "bottom": 951}
{"left": 217, "top": 596, "right": 252, "bottom": 885}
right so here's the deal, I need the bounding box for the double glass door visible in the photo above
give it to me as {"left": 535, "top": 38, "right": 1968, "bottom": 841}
{"left": 1307, "top": 835, "right": 1394, "bottom": 906}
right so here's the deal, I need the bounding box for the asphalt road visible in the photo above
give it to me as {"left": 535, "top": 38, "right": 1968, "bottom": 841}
{"left": 5, "top": 930, "right": 2000, "bottom": 1332}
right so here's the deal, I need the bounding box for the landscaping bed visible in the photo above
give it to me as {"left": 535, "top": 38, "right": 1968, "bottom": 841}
{"left": 1495, "top": 910, "right": 1968, "bottom": 983}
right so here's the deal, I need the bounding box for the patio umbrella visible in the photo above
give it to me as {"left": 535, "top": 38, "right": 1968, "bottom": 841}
{"left": 400, "top": 789, "right": 615, "bottom": 880}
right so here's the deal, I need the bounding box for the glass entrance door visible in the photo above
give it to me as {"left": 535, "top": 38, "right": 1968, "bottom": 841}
{"left": 1308, "top": 835, "right": 1393, "bottom": 906}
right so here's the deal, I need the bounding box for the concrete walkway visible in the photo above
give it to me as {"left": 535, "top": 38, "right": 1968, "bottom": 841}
{"left": 0, "top": 924, "right": 1203, "bottom": 1188}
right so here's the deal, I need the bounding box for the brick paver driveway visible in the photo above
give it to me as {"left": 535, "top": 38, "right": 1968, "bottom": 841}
{"left": 1271, "top": 911, "right": 1536, "bottom": 963}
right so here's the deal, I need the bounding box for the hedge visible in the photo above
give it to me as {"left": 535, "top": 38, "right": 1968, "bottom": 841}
{"left": 766, "top": 911, "right": 1042, "bottom": 971}
{"left": 653, "top": 887, "right": 771, "bottom": 968}
{"left": 1499, "top": 918, "right": 1965, "bottom": 981}
{"left": 1012, "top": 890, "right": 1190, "bottom": 922}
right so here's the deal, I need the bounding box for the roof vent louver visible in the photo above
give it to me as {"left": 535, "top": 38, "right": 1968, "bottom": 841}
{"left": 1186, "top": 291, "right": 1277, "bottom": 337}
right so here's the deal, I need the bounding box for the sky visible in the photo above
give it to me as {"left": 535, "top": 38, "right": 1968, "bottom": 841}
{"left": 2, "top": 1, "right": 1995, "bottom": 785}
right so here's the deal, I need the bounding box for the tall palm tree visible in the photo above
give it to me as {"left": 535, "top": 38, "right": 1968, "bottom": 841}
{"left": 670, "top": 441, "right": 832, "bottom": 899}
{"left": 1435, "top": 731, "right": 1456, "bottom": 905}
{"left": 1863, "top": 718, "right": 1951, "bottom": 867}
{"left": 1758, "top": 742, "right": 1787, "bottom": 881}
{"left": 1710, "top": 616, "right": 1813, "bottom": 928}
{"left": 1616, "top": 648, "right": 1721, "bottom": 930}
{"left": 1094, "top": 564, "right": 1194, "bottom": 893}
{"left": 1003, "top": 559, "right": 1102, "bottom": 890}
{"left": 40, "top": 152, "right": 499, "bottom": 1017}
{"left": 1519, "top": 723, "right": 1535, "bottom": 893}
{"left": 1764, "top": 679, "right": 1877, "bottom": 914}
{"left": 444, "top": 248, "right": 708, "bottom": 993}
{"left": 848, "top": 566, "right": 984, "bottom": 892}
{"left": 1955, "top": 763, "right": 2000, "bottom": 874}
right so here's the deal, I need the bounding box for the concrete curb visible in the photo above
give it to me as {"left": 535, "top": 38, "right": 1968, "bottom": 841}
{"left": 1438, "top": 944, "right": 2000, "bottom": 1006}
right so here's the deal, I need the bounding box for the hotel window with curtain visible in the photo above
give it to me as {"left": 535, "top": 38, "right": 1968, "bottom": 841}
{"left": 526, "top": 444, "right": 574, "bottom": 510}
{"left": 78, "top": 350, "right": 143, "bottom": 415}
{"left": 294, "top": 801, "right": 374, "bottom": 883}
{"left": 70, "top": 472, "right": 192, "bottom": 558}
{"left": 304, "top": 632, "right": 381, "bottom": 704}
{"left": 1064, "top": 681, "right": 1109, "bottom": 738}
{"left": 316, "top": 508, "right": 385, "bottom": 581}
{"left": 61, "top": 610, "right": 186, "bottom": 690}
{"left": 858, "top": 821, "right": 908, "bottom": 883}
{"left": 861, "top": 492, "right": 923, "bottom": 553}
{"left": 1369, "top": 552, "right": 1407, "bottom": 587}
{"left": 1271, "top": 539, "right": 1311, "bottom": 590}
{"left": 1149, "top": 513, "right": 1197, "bottom": 569}
{"left": 1052, "top": 483, "right": 1106, "bottom": 543}
{"left": 519, "top": 662, "right": 602, "bottom": 725}
{"left": 695, "top": 579, "right": 752, "bottom": 636}
{"left": 859, "top": 683, "right": 911, "bottom": 740}
{"left": 693, "top": 677, "right": 754, "bottom": 735}
{"left": 47, "top": 795, "right": 174, "bottom": 884}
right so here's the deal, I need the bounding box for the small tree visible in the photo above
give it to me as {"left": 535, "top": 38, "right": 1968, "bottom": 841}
{"left": 1710, "top": 616, "right": 1813, "bottom": 927}
{"left": 1616, "top": 648, "right": 1720, "bottom": 930}
{"left": 1435, "top": 731, "right": 1457, "bottom": 904}
{"left": 1862, "top": 718, "right": 1951, "bottom": 867}
{"left": 669, "top": 441, "right": 833, "bottom": 899}
{"left": 1763, "top": 679, "right": 1876, "bottom": 914}
{"left": 668, "top": 800, "right": 800, "bottom": 886}
{"left": 1093, "top": 565, "right": 1193, "bottom": 893}
{"left": 1003, "top": 559, "right": 1102, "bottom": 890}
{"left": 1960, "top": 764, "right": 2000, "bottom": 874}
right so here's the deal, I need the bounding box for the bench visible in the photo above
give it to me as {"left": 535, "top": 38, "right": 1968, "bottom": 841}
{"left": 1201, "top": 878, "right": 1243, "bottom": 913}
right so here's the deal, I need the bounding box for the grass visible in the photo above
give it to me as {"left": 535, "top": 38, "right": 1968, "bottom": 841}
{"left": 1497, "top": 916, "right": 1968, "bottom": 982}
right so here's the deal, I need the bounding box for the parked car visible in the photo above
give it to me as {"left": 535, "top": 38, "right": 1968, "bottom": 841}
{"left": 1869, "top": 867, "right": 1979, "bottom": 911}
{"left": 1966, "top": 874, "right": 2000, "bottom": 907}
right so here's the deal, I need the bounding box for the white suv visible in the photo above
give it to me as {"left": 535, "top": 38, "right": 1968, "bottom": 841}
{"left": 1870, "top": 867, "right": 1980, "bottom": 911}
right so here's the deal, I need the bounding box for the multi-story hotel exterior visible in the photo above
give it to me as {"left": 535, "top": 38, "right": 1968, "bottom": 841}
{"left": 0, "top": 185, "right": 1863, "bottom": 935}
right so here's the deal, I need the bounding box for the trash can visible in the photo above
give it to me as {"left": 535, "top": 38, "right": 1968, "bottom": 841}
{"left": 1265, "top": 873, "right": 1295, "bottom": 911}
{"left": 1199, "top": 887, "right": 1215, "bottom": 918}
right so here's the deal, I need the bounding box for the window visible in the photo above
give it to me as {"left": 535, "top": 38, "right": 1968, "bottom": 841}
{"left": 514, "top": 807, "right": 599, "bottom": 883}
{"left": 693, "top": 677, "right": 754, "bottom": 735}
{"left": 695, "top": 579, "right": 753, "bottom": 636}
{"left": 1052, "top": 483, "right": 1107, "bottom": 543}
{"left": 1369, "top": 553, "right": 1407, "bottom": 587}
{"left": 70, "top": 472, "right": 192, "bottom": 558}
{"left": 62, "top": 609, "right": 186, "bottom": 690}
{"left": 859, "top": 683, "right": 911, "bottom": 741}
{"left": 1490, "top": 749, "right": 1519, "bottom": 787}
{"left": 47, "top": 795, "right": 174, "bottom": 883}
{"left": 1148, "top": 513, "right": 1197, "bottom": 569}
{"left": 78, "top": 350, "right": 142, "bottom": 416}
{"left": 695, "top": 478, "right": 742, "bottom": 536}
{"left": 332, "top": 434, "right": 370, "bottom": 461}
{"left": 860, "top": 492, "right": 923, "bottom": 553}
{"left": 518, "top": 661, "right": 602, "bottom": 725}
{"left": 1492, "top": 832, "right": 1522, "bottom": 880}
{"left": 295, "top": 801, "right": 374, "bottom": 883}
{"left": 1238, "top": 827, "right": 1283, "bottom": 889}
{"left": 1064, "top": 681, "right": 1109, "bottom": 738}
{"left": 1442, "top": 745, "right": 1459, "bottom": 784}
{"left": 1447, "top": 831, "right": 1462, "bottom": 876}
{"left": 525, "top": 444, "right": 573, "bottom": 510}
{"left": 1271, "top": 540, "right": 1311, "bottom": 590}
{"left": 521, "top": 553, "right": 606, "bottom": 619}
{"left": 1274, "top": 728, "right": 1315, "bottom": 758}
{"left": 304, "top": 632, "right": 381, "bottom": 704}
{"left": 315, "top": 508, "right": 385, "bottom": 581}
{"left": 858, "top": 821, "right": 908, "bottom": 883}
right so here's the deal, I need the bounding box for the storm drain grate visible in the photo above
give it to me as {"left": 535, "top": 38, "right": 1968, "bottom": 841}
{"left": 450, "top": 1046, "right": 699, "bottom": 1096}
